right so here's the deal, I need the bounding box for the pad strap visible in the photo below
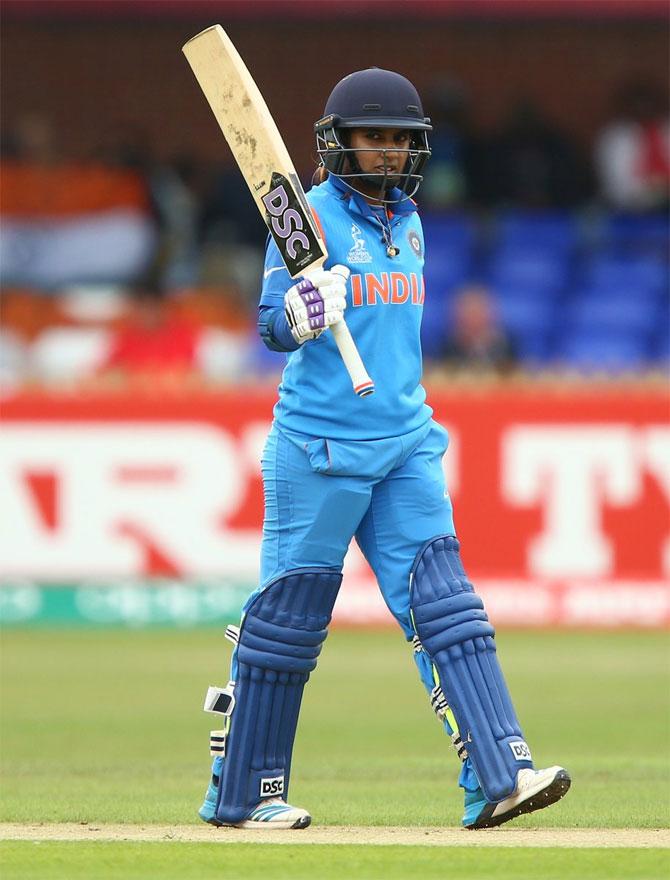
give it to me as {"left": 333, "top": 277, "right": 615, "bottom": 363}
{"left": 216, "top": 568, "right": 342, "bottom": 824}
{"left": 410, "top": 536, "right": 533, "bottom": 803}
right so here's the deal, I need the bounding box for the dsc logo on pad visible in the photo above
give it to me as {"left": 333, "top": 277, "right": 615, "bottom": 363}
{"left": 509, "top": 741, "right": 532, "bottom": 761}
{"left": 260, "top": 775, "right": 285, "bottom": 797}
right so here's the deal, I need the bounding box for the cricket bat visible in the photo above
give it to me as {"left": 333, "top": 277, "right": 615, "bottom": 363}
{"left": 182, "top": 25, "right": 375, "bottom": 397}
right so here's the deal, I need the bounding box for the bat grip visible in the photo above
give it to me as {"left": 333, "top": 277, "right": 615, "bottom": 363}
{"left": 317, "top": 265, "right": 374, "bottom": 397}
{"left": 330, "top": 319, "right": 375, "bottom": 397}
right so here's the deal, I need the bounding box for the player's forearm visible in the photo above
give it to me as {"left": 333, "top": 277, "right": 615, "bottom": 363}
{"left": 258, "top": 305, "right": 300, "bottom": 352}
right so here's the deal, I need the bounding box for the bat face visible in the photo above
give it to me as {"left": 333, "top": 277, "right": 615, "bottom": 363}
{"left": 183, "top": 25, "right": 326, "bottom": 278}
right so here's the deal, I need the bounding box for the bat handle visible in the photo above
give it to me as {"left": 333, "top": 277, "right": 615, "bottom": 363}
{"left": 330, "top": 319, "right": 375, "bottom": 398}
{"left": 328, "top": 265, "right": 374, "bottom": 397}
{"left": 302, "top": 264, "right": 374, "bottom": 397}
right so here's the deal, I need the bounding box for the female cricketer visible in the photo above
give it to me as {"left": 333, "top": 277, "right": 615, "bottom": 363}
{"left": 199, "top": 68, "right": 571, "bottom": 830}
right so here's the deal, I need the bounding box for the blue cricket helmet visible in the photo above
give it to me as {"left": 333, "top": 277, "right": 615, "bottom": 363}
{"left": 315, "top": 68, "right": 432, "bottom": 202}
{"left": 322, "top": 68, "right": 432, "bottom": 130}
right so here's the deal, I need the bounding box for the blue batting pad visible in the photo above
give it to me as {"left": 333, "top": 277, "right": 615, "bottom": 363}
{"left": 410, "top": 536, "right": 533, "bottom": 803}
{"left": 215, "top": 568, "right": 342, "bottom": 824}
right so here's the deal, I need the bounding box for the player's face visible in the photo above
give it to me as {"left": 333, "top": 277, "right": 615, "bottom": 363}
{"left": 348, "top": 127, "right": 411, "bottom": 183}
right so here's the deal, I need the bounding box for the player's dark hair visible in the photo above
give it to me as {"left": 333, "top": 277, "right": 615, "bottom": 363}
{"left": 312, "top": 165, "right": 329, "bottom": 186}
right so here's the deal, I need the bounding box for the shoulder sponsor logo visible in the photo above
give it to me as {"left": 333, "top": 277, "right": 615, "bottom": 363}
{"left": 509, "top": 741, "right": 532, "bottom": 761}
{"left": 260, "top": 775, "right": 285, "bottom": 797}
{"left": 347, "top": 223, "right": 373, "bottom": 264}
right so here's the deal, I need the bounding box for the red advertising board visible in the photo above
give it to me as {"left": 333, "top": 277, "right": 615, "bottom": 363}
{"left": 1, "top": 386, "right": 668, "bottom": 627}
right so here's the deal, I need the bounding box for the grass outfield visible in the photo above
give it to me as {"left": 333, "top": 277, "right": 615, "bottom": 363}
{"left": 1, "top": 629, "right": 668, "bottom": 878}
{"left": 1, "top": 842, "right": 668, "bottom": 880}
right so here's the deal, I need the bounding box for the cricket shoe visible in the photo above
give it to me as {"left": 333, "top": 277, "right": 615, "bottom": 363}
{"left": 199, "top": 782, "right": 310, "bottom": 830}
{"left": 463, "top": 766, "right": 571, "bottom": 830}
{"left": 233, "top": 798, "right": 312, "bottom": 829}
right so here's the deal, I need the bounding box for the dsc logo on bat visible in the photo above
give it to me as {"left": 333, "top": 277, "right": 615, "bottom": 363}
{"left": 262, "top": 182, "right": 310, "bottom": 261}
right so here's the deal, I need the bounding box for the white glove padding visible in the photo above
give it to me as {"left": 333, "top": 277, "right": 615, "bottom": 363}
{"left": 284, "top": 265, "right": 349, "bottom": 344}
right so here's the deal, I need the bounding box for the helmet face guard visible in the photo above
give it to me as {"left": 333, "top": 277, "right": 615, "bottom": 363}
{"left": 315, "top": 114, "right": 431, "bottom": 205}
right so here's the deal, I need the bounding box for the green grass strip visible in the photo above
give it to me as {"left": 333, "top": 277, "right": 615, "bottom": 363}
{"left": 1, "top": 842, "right": 669, "bottom": 880}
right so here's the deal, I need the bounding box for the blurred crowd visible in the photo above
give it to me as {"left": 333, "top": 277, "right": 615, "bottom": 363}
{"left": 0, "top": 78, "right": 668, "bottom": 393}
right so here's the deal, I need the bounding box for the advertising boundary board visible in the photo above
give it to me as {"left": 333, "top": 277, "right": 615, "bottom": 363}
{"left": 1, "top": 387, "right": 668, "bottom": 628}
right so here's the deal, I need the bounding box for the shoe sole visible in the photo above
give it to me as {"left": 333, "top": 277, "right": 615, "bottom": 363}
{"left": 466, "top": 769, "right": 571, "bottom": 830}
{"left": 200, "top": 805, "right": 311, "bottom": 830}
{"left": 228, "top": 815, "right": 312, "bottom": 830}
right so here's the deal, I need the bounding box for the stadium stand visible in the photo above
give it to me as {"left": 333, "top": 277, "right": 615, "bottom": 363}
{"left": 1, "top": 203, "right": 668, "bottom": 385}
{"left": 421, "top": 209, "right": 668, "bottom": 373}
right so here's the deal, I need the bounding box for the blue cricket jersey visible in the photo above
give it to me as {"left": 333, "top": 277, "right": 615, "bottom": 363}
{"left": 259, "top": 175, "right": 432, "bottom": 440}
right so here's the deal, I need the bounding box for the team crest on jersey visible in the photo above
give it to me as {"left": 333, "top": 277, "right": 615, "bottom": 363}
{"left": 347, "top": 223, "right": 373, "bottom": 264}
{"left": 407, "top": 229, "right": 423, "bottom": 258}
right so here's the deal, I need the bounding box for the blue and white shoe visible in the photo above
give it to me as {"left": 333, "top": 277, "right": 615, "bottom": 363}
{"left": 234, "top": 798, "right": 311, "bottom": 829}
{"left": 199, "top": 777, "right": 310, "bottom": 830}
{"left": 463, "top": 766, "right": 571, "bottom": 830}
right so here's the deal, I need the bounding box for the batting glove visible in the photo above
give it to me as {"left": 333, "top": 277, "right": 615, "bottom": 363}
{"left": 284, "top": 265, "right": 349, "bottom": 344}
